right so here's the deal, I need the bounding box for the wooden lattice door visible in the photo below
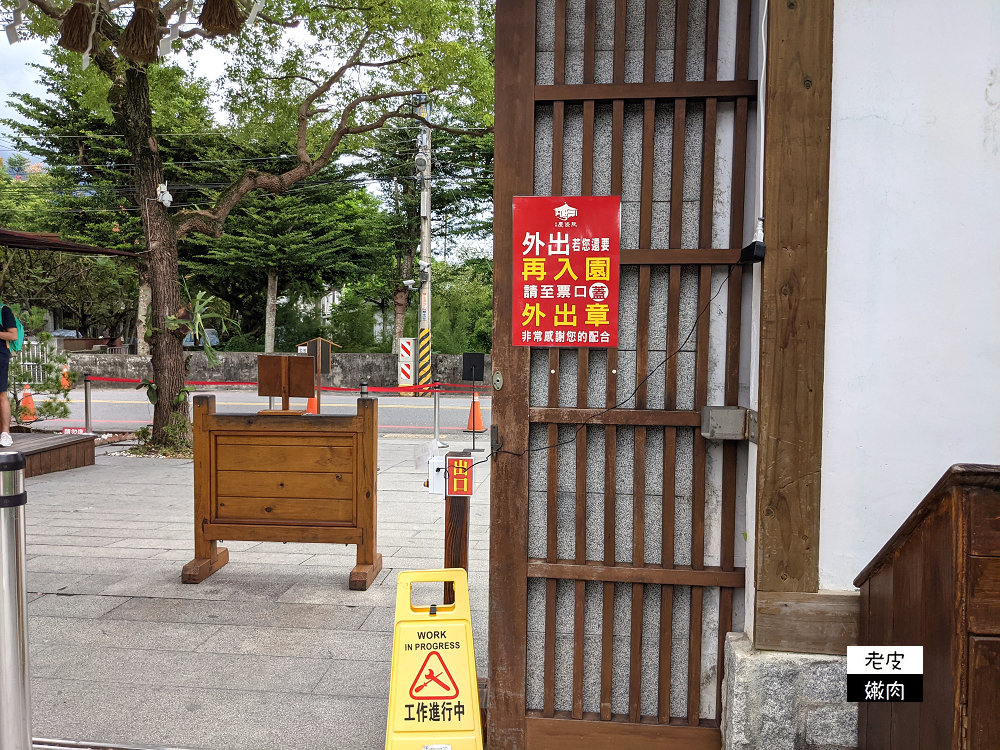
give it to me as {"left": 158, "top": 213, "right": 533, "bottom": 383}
{"left": 489, "top": 0, "right": 755, "bottom": 747}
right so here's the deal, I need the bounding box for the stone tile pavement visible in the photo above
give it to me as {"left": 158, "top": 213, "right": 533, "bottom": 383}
{"left": 22, "top": 438, "right": 490, "bottom": 750}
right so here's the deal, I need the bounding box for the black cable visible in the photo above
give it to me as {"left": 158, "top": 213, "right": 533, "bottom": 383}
{"left": 445, "top": 263, "right": 737, "bottom": 481}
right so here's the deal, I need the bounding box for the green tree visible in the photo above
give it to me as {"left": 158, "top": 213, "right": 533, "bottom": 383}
{"left": 4, "top": 153, "right": 31, "bottom": 179}
{"left": 3, "top": 0, "right": 493, "bottom": 444}
{"left": 179, "top": 170, "right": 397, "bottom": 346}
{"left": 349, "top": 122, "right": 493, "bottom": 354}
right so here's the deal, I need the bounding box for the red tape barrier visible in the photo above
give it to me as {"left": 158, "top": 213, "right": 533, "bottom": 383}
{"left": 85, "top": 376, "right": 490, "bottom": 393}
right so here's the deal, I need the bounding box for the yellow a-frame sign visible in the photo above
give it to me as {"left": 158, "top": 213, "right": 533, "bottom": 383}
{"left": 386, "top": 569, "right": 483, "bottom": 750}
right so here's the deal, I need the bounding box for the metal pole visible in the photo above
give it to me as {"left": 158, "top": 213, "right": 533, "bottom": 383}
{"left": 433, "top": 381, "right": 448, "bottom": 449}
{"left": 360, "top": 380, "right": 368, "bottom": 398}
{"left": 416, "top": 98, "right": 433, "bottom": 391}
{"left": 83, "top": 374, "right": 93, "bottom": 435}
{"left": 0, "top": 451, "right": 31, "bottom": 750}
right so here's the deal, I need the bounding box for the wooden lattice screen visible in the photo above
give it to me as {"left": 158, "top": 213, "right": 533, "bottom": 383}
{"left": 490, "top": 0, "right": 755, "bottom": 747}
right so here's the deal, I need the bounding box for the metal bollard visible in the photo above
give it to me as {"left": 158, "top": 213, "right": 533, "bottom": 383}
{"left": 360, "top": 380, "right": 368, "bottom": 397}
{"left": 83, "top": 373, "right": 93, "bottom": 434}
{"left": 433, "top": 381, "right": 448, "bottom": 449}
{"left": 0, "top": 451, "right": 31, "bottom": 750}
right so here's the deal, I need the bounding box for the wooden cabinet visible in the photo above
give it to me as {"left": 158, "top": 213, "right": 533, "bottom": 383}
{"left": 854, "top": 465, "right": 1000, "bottom": 750}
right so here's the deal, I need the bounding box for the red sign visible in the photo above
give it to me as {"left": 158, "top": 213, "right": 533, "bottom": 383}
{"left": 512, "top": 196, "right": 621, "bottom": 347}
{"left": 447, "top": 456, "right": 474, "bottom": 497}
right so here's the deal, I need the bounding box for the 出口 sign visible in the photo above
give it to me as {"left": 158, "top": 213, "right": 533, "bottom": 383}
{"left": 512, "top": 196, "right": 621, "bottom": 347}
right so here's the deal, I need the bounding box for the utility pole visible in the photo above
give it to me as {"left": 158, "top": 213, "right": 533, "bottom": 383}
{"left": 415, "top": 98, "right": 433, "bottom": 390}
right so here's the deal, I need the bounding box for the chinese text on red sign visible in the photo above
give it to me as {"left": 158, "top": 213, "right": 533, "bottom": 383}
{"left": 512, "top": 196, "right": 621, "bottom": 347}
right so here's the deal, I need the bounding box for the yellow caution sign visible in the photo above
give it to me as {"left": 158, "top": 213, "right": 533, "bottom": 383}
{"left": 386, "top": 569, "right": 483, "bottom": 750}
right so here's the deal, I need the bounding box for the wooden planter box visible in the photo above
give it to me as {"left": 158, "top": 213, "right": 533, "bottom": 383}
{"left": 854, "top": 464, "right": 1000, "bottom": 750}
{"left": 182, "top": 394, "right": 381, "bottom": 590}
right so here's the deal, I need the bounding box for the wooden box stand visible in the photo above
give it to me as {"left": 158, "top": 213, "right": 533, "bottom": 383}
{"left": 854, "top": 464, "right": 1000, "bottom": 750}
{"left": 182, "top": 394, "right": 382, "bottom": 590}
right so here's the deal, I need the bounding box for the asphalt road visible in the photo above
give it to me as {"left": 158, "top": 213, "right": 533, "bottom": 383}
{"left": 32, "top": 387, "right": 492, "bottom": 437}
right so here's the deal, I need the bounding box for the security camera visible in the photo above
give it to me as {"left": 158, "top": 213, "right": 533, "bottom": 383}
{"left": 403, "top": 279, "right": 417, "bottom": 289}
{"left": 414, "top": 153, "right": 430, "bottom": 173}
{"left": 418, "top": 260, "right": 431, "bottom": 270}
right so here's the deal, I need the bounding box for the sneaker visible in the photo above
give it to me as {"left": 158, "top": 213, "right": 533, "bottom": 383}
{"left": 0, "top": 433, "right": 11, "bottom": 447}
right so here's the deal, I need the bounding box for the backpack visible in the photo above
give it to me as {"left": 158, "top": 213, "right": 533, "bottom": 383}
{"left": 0, "top": 305, "right": 24, "bottom": 353}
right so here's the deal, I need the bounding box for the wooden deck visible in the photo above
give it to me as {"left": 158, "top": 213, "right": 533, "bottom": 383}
{"left": 11, "top": 432, "right": 96, "bottom": 478}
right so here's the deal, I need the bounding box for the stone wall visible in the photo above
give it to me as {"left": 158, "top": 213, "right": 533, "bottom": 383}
{"left": 68, "top": 352, "right": 491, "bottom": 390}
{"left": 721, "top": 633, "right": 857, "bottom": 750}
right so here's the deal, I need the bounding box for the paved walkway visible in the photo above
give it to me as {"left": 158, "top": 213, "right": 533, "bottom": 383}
{"left": 23, "top": 438, "right": 490, "bottom": 750}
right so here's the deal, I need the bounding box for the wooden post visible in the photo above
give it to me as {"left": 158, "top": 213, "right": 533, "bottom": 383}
{"left": 182, "top": 394, "right": 229, "bottom": 583}
{"left": 349, "top": 396, "right": 383, "bottom": 590}
{"left": 444, "top": 493, "right": 471, "bottom": 604}
{"left": 754, "top": 0, "right": 834, "bottom": 595}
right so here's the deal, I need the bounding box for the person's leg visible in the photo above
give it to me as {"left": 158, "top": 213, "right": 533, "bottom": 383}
{"left": 0, "top": 355, "right": 10, "bottom": 444}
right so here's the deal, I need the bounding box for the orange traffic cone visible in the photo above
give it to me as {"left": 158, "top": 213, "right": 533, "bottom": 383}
{"left": 465, "top": 391, "right": 486, "bottom": 433}
{"left": 60, "top": 365, "right": 71, "bottom": 390}
{"left": 21, "top": 384, "right": 37, "bottom": 423}
{"left": 305, "top": 397, "right": 318, "bottom": 414}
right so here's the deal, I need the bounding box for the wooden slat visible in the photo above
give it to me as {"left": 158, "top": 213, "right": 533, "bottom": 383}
{"left": 215, "top": 496, "right": 354, "bottom": 524}
{"left": 642, "top": 0, "right": 658, "bottom": 83}
{"left": 613, "top": 0, "right": 626, "bottom": 84}
{"left": 205, "top": 414, "right": 362, "bottom": 433}
{"left": 544, "top": 347, "right": 560, "bottom": 718}
{"left": 755, "top": 0, "right": 835, "bottom": 594}
{"left": 573, "top": 349, "right": 589, "bottom": 719}
{"left": 611, "top": 99, "right": 624, "bottom": 195}
{"left": 215, "top": 443, "right": 354, "bottom": 473}
{"left": 488, "top": 0, "right": 535, "bottom": 738}
{"left": 528, "top": 560, "right": 745, "bottom": 588}
{"left": 621, "top": 250, "right": 740, "bottom": 267}
{"left": 526, "top": 714, "right": 721, "bottom": 749}
{"left": 529, "top": 407, "right": 700, "bottom": 426}
{"left": 582, "top": 100, "right": 595, "bottom": 195}
{"left": 216, "top": 470, "right": 354, "bottom": 500}
{"left": 555, "top": 0, "right": 566, "bottom": 85}
{"left": 601, "top": 348, "right": 618, "bottom": 721}
{"left": 535, "top": 81, "right": 757, "bottom": 102}
{"left": 553, "top": 102, "right": 565, "bottom": 195}
{"left": 754, "top": 591, "right": 860, "bottom": 655}
{"left": 629, "top": 426, "right": 647, "bottom": 721}
{"left": 202, "top": 522, "right": 362, "bottom": 544}
{"left": 687, "top": 586, "right": 703, "bottom": 725}
{"left": 583, "top": 0, "right": 596, "bottom": 84}
{"left": 213, "top": 433, "right": 355, "bottom": 447}
{"left": 890, "top": 525, "right": 923, "bottom": 747}
{"left": 639, "top": 100, "right": 655, "bottom": 251}
{"left": 864, "top": 567, "right": 893, "bottom": 747}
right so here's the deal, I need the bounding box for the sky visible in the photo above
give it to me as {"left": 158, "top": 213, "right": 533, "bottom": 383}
{"left": 0, "top": 33, "right": 227, "bottom": 163}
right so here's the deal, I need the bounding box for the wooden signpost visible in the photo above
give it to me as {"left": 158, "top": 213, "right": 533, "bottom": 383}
{"left": 182, "top": 359, "right": 382, "bottom": 590}
{"left": 299, "top": 336, "right": 341, "bottom": 413}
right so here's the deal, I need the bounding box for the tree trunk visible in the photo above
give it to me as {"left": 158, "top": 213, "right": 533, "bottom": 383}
{"left": 135, "top": 282, "right": 151, "bottom": 355}
{"left": 115, "top": 67, "right": 186, "bottom": 444}
{"left": 393, "top": 287, "right": 410, "bottom": 355}
{"left": 264, "top": 270, "right": 278, "bottom": 352}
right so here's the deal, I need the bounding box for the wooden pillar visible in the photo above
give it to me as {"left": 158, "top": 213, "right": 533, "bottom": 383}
{"left": 754, "top": 0, "right": 846, "bottom": 651}
{"left": 182, "top": 394, "right": 229, "bottom": 583}
{"left": 349, "top": 396, "right": 383, "bottom": 590}
{"left": 488, "top": 0, "right": 536, "bottom": 743}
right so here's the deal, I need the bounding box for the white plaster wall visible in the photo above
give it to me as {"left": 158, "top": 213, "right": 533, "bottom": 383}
{"left": 820, "top": 1, "right": 1000, "bottom": 590}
